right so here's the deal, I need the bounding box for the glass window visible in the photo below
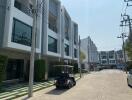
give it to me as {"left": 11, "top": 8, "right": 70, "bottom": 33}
{"left": 14, "top": 0, "right": 22, "bottom": 10}
{"left": 109, "top": 55, "right": 114, "bottom": 59}
{"left": 102, "top": 60, "right": 107, "bottom": 64}
{"left": 65, "top": 15, "right": 69, "bottom": 40}
{"left": 48, "top": 12, "right": 57, "bottom": 33}
{"left": 109, "top": 60, "right": 115, "bottom": 64}
{"left": 12, "top": 18, "right": 32, "bottom": 46}
{"left": 65, "top": 44, "right": 69, "bottom": 56}
{"left": 102, "top": 56, "right": 107, "bottom": 59}
{"left": 74, "top": 49, "right": 77, "bottom": 58}
{"left": 74, "top": 24, "right": 78, "bottom": 44}
{"left": 6, "top": 59, "right": 24, "bottom": 80}
{"left": 48, "top": 36, "right": 57, "bottom": 53}
{"left": 49, "top": 0, "right": 58, "bottom": 17}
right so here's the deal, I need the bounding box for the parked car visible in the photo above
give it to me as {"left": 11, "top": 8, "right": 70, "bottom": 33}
{"left": 127, "top": 69, "right": 132, "bottom": 87}
{"left": 54, "top": 65, "right": 76, "bottom": 89}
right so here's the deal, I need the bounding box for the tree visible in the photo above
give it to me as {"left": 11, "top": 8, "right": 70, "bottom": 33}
{"left": 125, "top": 41, "right": 132, "bottom": 60}
{"left": 125, "top": 41, "right": 132, "bottom": 70}
{"left": 80, "top": 51, "right": 86, "bottom": 62}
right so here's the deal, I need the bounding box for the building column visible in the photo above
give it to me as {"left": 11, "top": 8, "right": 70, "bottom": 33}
{"left": 23, "top": 57, "right": 28, "bottom": 81}
{"left": 45, "top": 58, "right": 49, "bottom": 80}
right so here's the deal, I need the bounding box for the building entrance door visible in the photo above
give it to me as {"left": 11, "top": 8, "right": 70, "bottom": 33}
{"left": 6, "top": 59, "right": 24, "bottom": 80}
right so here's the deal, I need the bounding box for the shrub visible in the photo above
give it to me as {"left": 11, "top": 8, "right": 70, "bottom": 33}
{"left": 126, "top": 61, "right": 132, "bottom": 71}
{"left": 34, "top": 59, "right": 46, "bottom": 82}
{"left": 0, "top": 55, "right": 8, "bottom": 86}
{"left": 73, "top": 63, "right": 79, "bottom": 74}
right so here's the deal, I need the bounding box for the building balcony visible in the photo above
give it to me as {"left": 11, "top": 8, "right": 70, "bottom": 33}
{"left": 14, "top": 0, "right": 33, "bottom": 17}
{"left": 48, "top": 23, "right": 57, "bottom": 33}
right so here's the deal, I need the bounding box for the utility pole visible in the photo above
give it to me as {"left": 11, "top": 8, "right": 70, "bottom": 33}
{"left": 28, "top": 0, "right": 37, "bottom": 97}
{"left": 117, "top": 33, "right": 128, "bottom": 73}
{"left": 78, "top": 35, "right": 82, "bottom": 78}
{"left": 121, "top": 14, "right": 132, "bottom": 40}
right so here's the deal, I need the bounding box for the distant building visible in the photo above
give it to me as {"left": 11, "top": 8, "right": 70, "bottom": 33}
{"left": 108, "top": 50, "right": 116, "bottom": 65}
{"left": 99, "top": 51, "right": 109, "bottom": 65}
{"left": 99, "top": 50, "right": 124, "bottom": 69}
{"left": 81, "top": 36, "right": 99, "bottom": 71}
{"left": 116, "top": 50, "right": 125, "bottom": 69}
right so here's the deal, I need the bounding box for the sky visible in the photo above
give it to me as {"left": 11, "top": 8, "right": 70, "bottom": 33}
{"left": 60, "top": 0, "right": 127, "bottom": 51}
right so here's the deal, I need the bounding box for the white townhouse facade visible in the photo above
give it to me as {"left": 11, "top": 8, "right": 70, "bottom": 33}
{"left": 71, "top": 21, "right": 79, "bottom": 61}
{"left": 99, "top": 50, "right": 118, "bottom": 67}
{"left": 99, "top": 51, "right": 108, "bottom": 65}
{"left": 42, "top": 0, "right": 61, "bottom": 58}
{"left": 0, "top": 0, "right": 79, "bottom": 82}
{"left": 61, "top": 6, "right": 72, "bottom": 60}
{"left": 108, "top": 50, "right": 116, "bottom": 65}
{"left": 81, "top": 37, "right": 99, "bottom": 70}
{"left": 0, "top": 0, "right": 42, "bottom": 81}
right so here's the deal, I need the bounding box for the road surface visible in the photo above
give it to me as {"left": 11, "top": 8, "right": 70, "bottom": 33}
{"left": 17, "top": 70, "right": 132, "bottom": 100}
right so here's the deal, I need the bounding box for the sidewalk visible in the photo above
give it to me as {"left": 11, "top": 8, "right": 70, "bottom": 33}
{"left": 0, "top": 75, "right": 80, "bottom": 100}
{"left": 0, "top": 81, "right": 54, "bottom": 100}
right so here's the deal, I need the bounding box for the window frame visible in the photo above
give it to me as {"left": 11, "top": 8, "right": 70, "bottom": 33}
{"left": 48, "top": 36, "right": 58, "bottom": 53}
{"left": 12, "top": 18, "right": 32, "bottom": 46}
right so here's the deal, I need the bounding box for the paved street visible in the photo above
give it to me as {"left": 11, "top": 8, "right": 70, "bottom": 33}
{"left": 18, "top": 70, "right": 132, "bottom": 100}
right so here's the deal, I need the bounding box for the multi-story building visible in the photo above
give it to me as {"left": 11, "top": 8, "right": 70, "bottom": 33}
{"left": 99, "top": 50, "right": 124, "bottom": 69}
{"left": 42, "top": 0, "right": 61, "bottom": 58}
{"left": 71, "top": 21, "right": 78, "bottom": 62}
{"left": 81, "top": 36, "right": 99, "bottom": 70}
{"left": 0, "top": 0, "right": 42, "bottom": 81}
{"left": 116, "top": 50, "right": 125, "bottom": 69}
{"left": 108, "top": 50, "right": 116, "bottom": 65}
{"left": 99, "top": 51, "right": 117, "bottom": 66}
{"left": 61, "top": 6, "right": 72, "bottom": 60}
{"left": 0, "top": 0, "right": 79, "bottom": 82}
{"left": 99, "top": 51, "right": 108, "bottom": 65}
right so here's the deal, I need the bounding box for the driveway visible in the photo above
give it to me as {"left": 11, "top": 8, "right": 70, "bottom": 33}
{"left": 17, "top": 70, "right": 132, "bottom": 100}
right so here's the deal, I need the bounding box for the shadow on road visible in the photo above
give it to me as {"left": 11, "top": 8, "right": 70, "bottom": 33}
{"left": 46, "top": 88, "right": 68, "bottom": 95}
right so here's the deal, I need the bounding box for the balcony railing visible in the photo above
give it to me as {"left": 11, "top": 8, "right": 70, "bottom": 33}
{"left": 48, "top": 23, "right": 57, "bottom": 33}
{"left": 14, "top": 1, "right": 33, "bottom": 17}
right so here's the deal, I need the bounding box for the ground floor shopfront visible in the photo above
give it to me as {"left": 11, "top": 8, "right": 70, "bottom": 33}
{"left": 0, "top": 49, "right": 78, "bottom": 83}
{"left": 0, "top": 49, "right": 30, "bottom": 83}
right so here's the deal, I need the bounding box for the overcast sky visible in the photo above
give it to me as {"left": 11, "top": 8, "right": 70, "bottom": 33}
{"left": 60, "top": 0, "right": 129, "bottom": 51}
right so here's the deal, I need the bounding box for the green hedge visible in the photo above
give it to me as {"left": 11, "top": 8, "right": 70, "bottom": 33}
{"left": 0, "top": 55, "right": 8, "bottom": 86}
{"left": 126, "top": 61, "right": 132, "bottom": 71}
{"left": 34, "top": 59, "right": 46, "bottom": 82}
{"left": 73, "top": 63, "right": 79, "bottom": 74}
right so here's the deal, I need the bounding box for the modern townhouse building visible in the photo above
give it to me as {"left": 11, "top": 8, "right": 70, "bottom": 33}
{"left": 41, "top": 0, "right": 62, "bottom": 78}
{"left": 71, "top": 21, "right": 78, "bottom": 61}
{"left": 99, "top": 50, "right": 125, "bottom": 69}
{"left": 0, "top": 0, "right": 42, "bottom": 81}
{"left": 116, "top": 50, "right": 125, "bottom": 69}
{"left": 0, "top": 0, "right": 79, "bottom": 82}
{"left": 99, "top": 51, "right": 108, "bottom": 65}
{"left": 61, "top": 6, "right": 73, "bottom": 61}
{"left": 108, "top": 50, "right": 116, "bottom": 65}
{"left": 42, "top": 0, "right": 61, "bottom": 58}
{"left": 81, "top": 36, "right": 99, "bottom": 71}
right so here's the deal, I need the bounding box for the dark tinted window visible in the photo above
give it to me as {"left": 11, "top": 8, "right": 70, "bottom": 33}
{"left": 65, "top": 44, "right": 69, "bottom": 56}
{"left": 48, "top": 36, "right": 57, "bottom": 53}
{"left": 12, "top": 18, "right": 32, "bottom": 46}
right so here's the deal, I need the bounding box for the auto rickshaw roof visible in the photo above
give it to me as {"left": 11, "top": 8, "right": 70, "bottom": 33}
{"left": 53, "top": 65, "right": 74, "bottom": 68}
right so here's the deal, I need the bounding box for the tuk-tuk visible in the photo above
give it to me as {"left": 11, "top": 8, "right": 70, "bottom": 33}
{"left": 53, "top": 65, "right": 76, "bottom": 89}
